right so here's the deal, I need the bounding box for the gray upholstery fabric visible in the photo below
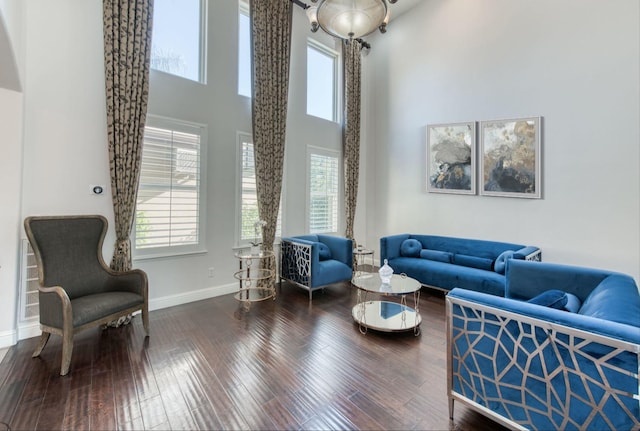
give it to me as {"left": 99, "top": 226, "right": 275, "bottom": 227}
{"left": 71, "top": 292, "right": 143, "bottom": 327}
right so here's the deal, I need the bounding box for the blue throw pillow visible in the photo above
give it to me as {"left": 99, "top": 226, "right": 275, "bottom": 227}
{"left": 419, "top": 249, "right": 452, "bottom": 263}
{"left": 494, "top": 250, "right": 515, "bottom": 274}
{"left": 453, "top": 254, "right": 493, "bottom": 271}
{"left": 400, "top": 239, "right": 422, "bottom": 257}
{"left": 528, "top": 289, "right": 567, "bottom": 309}
{"left": 528, "top": 289, "right": 581, "bottom": 312}
{"left": 317, "top": 242, "right": 332, "bottom": 260}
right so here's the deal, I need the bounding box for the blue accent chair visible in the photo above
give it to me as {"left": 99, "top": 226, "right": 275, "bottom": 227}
{"left": 446, "top": 259, "right": 640, "bottom": 430}
{"left": 280, "top": 235, "right": 353, "bottom": 300}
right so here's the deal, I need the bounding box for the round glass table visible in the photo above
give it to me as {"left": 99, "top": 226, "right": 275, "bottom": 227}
{"left": 351, "top": 273, "right": 422, "bottom": 335}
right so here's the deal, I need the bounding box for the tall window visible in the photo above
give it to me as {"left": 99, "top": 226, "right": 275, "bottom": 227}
{"left": 308, "top": 148, "right": 339, "bottom": 234}
{"left": 237, "top": 133, "right": 283, "bottom": 245}
{"left": 135, "top": 116, "right": 207, "bottom": 257}
{"left": 307, "top": 40, "right": 339, "bottom": 122}
{"left": 151, "top": 0, "right": 206, "bottom": 83}
{"left": 238, "top": 0, "right": 251, "bottom": 97}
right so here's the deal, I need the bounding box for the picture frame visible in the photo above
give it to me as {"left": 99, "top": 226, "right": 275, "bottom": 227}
{"left": 426, "top": 122, "right": 476, "bottom": 195}
{"left": 479, "top": 117, "right": 542, "bottom": 199}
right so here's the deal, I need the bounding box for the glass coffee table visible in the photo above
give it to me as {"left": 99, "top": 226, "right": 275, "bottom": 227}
{"left": 351, "top": 273, "right": 422, "bottom": 335}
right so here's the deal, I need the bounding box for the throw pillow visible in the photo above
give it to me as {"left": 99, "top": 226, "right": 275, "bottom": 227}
{"left": 528, "top": 289, "right": 567, "bottom": 309}
{"left": 419, "top": 249, "right": 452, "bottom": 263}
{"left": 527, "top": 289, "right": 581, "bottom": 312}
{"left": 317, "top": 242, "right": 332, "bottom": 260}
{"left": 400, "top": 239, "right": 422, "bottom": 257}
{"left": 494, "top": 250, "right": 515, "bottom": 274}
{"left": 453, "top": 254, "right": 493, "bottom": 271}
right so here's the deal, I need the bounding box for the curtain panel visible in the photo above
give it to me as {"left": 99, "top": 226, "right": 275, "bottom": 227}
{"left": 343, "top": 39, "right": 363, "bottom": 242}
{"left": 250, "top": 0, "right": 293, "bottom": 253}
{"left": 103, "top": 0, "right": 153, "bottom": 271}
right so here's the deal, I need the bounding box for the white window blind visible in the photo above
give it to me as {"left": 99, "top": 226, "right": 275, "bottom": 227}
{"left": 238, "top": 134, "right": 282, "bottom": 244}
{"left": 309, "top": 151, "right": 339, "bottom": 234}
{"left": 136, "top": 118, "right": 206, "bottom": 255}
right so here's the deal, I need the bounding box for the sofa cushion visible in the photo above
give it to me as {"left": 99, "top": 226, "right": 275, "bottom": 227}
{"left": 419, "top": 249, "right": 452, "bottom": 263}
{"left": 528, "top": 289, "right": 581, "bottom": 312}
{"left": 579, "top": 275, "right": 640, "bottom": 326}
{"left": 453, "top": 254, "right": 493, "bottom": 271}
{"left": 400, "top": 239, "right": 422, "bottom": 257}
{"left": 494, "top": 250, "right": 515, "bottom": 274}
{"left": 316, "top": 242, "right": 332, "bottom": 260}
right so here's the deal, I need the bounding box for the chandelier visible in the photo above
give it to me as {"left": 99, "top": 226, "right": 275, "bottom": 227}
{"left": 300, "top": 0, "right": 399, "bottom": 40}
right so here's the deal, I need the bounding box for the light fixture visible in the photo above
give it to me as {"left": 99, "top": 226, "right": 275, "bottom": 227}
{"left": 302, "top": 0, "right": 399, "bottom": 40}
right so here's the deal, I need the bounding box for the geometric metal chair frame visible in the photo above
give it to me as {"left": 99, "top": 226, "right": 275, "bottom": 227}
{"left": 24, "top": 215, "right": 149, "bottom": 375}
{"left": 446, "top": 295, "right": 640, "bottom": 431}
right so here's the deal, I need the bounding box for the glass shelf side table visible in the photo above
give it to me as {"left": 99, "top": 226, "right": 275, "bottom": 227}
{"left": 353, "top": 246, "right": 375, "bottom": 278}
{"left": 233, "top": 250, "right": 276, "bottom": 310}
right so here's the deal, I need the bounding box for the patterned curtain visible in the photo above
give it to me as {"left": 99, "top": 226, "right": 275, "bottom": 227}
{"left": 103, "top": 0, "right": 154, "bottom": 271}
{"left": 250, "top": 0, "right": 292, "bottom": 253}
{"left": 343, "top": 39, "right": 363, "bottom": 242}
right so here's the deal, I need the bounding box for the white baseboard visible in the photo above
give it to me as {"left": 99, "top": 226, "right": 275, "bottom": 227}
{"left": 0, "top": 329, "right": 17, "bottom": 349}
{"left": 149, "top": 282, "right": 237, "bottom": 311}
{"left": 2, "top": 283, "right": 238, "bottom": 347}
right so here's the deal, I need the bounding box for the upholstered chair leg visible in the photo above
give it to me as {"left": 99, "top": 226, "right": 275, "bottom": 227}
{"left": 32, "top": 332, "right": 51, "bottom": 358}
{"left": 142, "top": 307, "right": 150, "bottom": 336}
{"left": 60, "top": 331, "right": 74, "bottom": 376}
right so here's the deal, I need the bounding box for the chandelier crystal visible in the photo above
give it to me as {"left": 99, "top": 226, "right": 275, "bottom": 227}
{"left": 306, "top": 0, "right": 398, "bottom": 40}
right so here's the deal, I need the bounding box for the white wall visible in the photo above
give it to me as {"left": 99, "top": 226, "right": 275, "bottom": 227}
{"left": 0, "top": 1, "right": 23, "bottom": 347}
{"left": 364, "top": 0, "right": 640, "bottom": 281}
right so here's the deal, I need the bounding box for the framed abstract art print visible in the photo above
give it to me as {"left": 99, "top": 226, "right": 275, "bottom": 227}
{"left": 479, "top": 117, "right": 542, "bottom": 198}
{"left": 426, "top": 122, "right": 476, "bottom": 195}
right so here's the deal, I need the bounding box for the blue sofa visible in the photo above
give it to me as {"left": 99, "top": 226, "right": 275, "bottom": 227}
{"left": 380, "top": 234, "right": 540, "bottom": 296}
{"left": 447, "top": 259, "right": 640, "bottom": 430}
{"left": 280, "top": 235, "right": 353, "bottom": 300}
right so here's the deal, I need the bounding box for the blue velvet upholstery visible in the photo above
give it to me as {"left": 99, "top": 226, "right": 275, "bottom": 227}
{"left": 280, "top": 235, "right": 352, "bottom": 300}
{"left": 419, "top": 249, "right": 452, "bottom": 263}
{"left": 447, "top": 262, "right": 640, "bottom": 430}
{"left": 380, "top": 234, "right": 540, "bottom": 295}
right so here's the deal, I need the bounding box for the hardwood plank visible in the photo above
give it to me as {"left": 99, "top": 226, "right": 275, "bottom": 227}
{"left": 0, "top": 281, "right": 508, "bottom": 430}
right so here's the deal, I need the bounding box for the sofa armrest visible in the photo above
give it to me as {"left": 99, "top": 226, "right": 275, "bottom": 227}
{"left": 380, "top": 234, "right": 411, "bottom": 264}
{"left": 317, "top": 234, "right": 353, "bottom": 267}
{"left": 446, "top": 288, "right": 640, "bottom": 430}
{"left": 505, "top": 259, "right": 614, "bottom": 302}
{"left": 280, "top": 238, "right": 315, "bottom": 288}
{"left": 513, "top": 246, "right": 541, "bottom": 261}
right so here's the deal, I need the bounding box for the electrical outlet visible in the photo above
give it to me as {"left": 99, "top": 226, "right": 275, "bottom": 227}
{"left": 208, "top": 267, "right": 215, "bottom": 278}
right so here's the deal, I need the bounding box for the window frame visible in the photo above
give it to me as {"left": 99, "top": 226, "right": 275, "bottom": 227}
{"left": 306, "top": 146, "right": 341, "bottom": 235}
{"left": 235, "top": 132, "right": 285, "bottom": 248}
{"left": 133, "top": 115, "right": 208, "bottom": 260}
{"left": 306, "top": 39, "right": 340, "bottom": 123}
{"left": 238, "top": 0, "right": 251, "bottom": 98}
{"left": 150, "top": 0, "right": 208, "bottom": 84}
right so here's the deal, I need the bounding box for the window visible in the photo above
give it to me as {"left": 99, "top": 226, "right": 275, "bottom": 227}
{"left": 151, "top": 0, "right": 206, "bottom": 82}
{"left": 307, "top": 40, "right": 339, "bottom": 122}
{"left": 237, "top": 133, "right": 282, "bottom": 245}
{"left": 308, "top": 148, "right": 339, "bottom": 234}
{"left": 135, "top": 116, "right": 207, "bottom": 257}
{"left": 238, "top": 0, "right": 251, "bottom": 97}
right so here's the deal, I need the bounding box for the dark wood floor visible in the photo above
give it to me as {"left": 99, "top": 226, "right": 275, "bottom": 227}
{"left": 0, "top": 280, "right": 506, "bottom": 431}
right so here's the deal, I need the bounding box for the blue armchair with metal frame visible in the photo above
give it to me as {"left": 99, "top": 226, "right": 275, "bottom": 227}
{"left": 280, "top": 235, "right": 353, "bottom": 301}
{"left": 446, "top": 259, "right": 640, "bottom": 430}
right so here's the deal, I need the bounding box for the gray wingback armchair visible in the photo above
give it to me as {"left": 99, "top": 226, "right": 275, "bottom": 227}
{"left": 24, "top": 215, "right": 149, "bottom": 376}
